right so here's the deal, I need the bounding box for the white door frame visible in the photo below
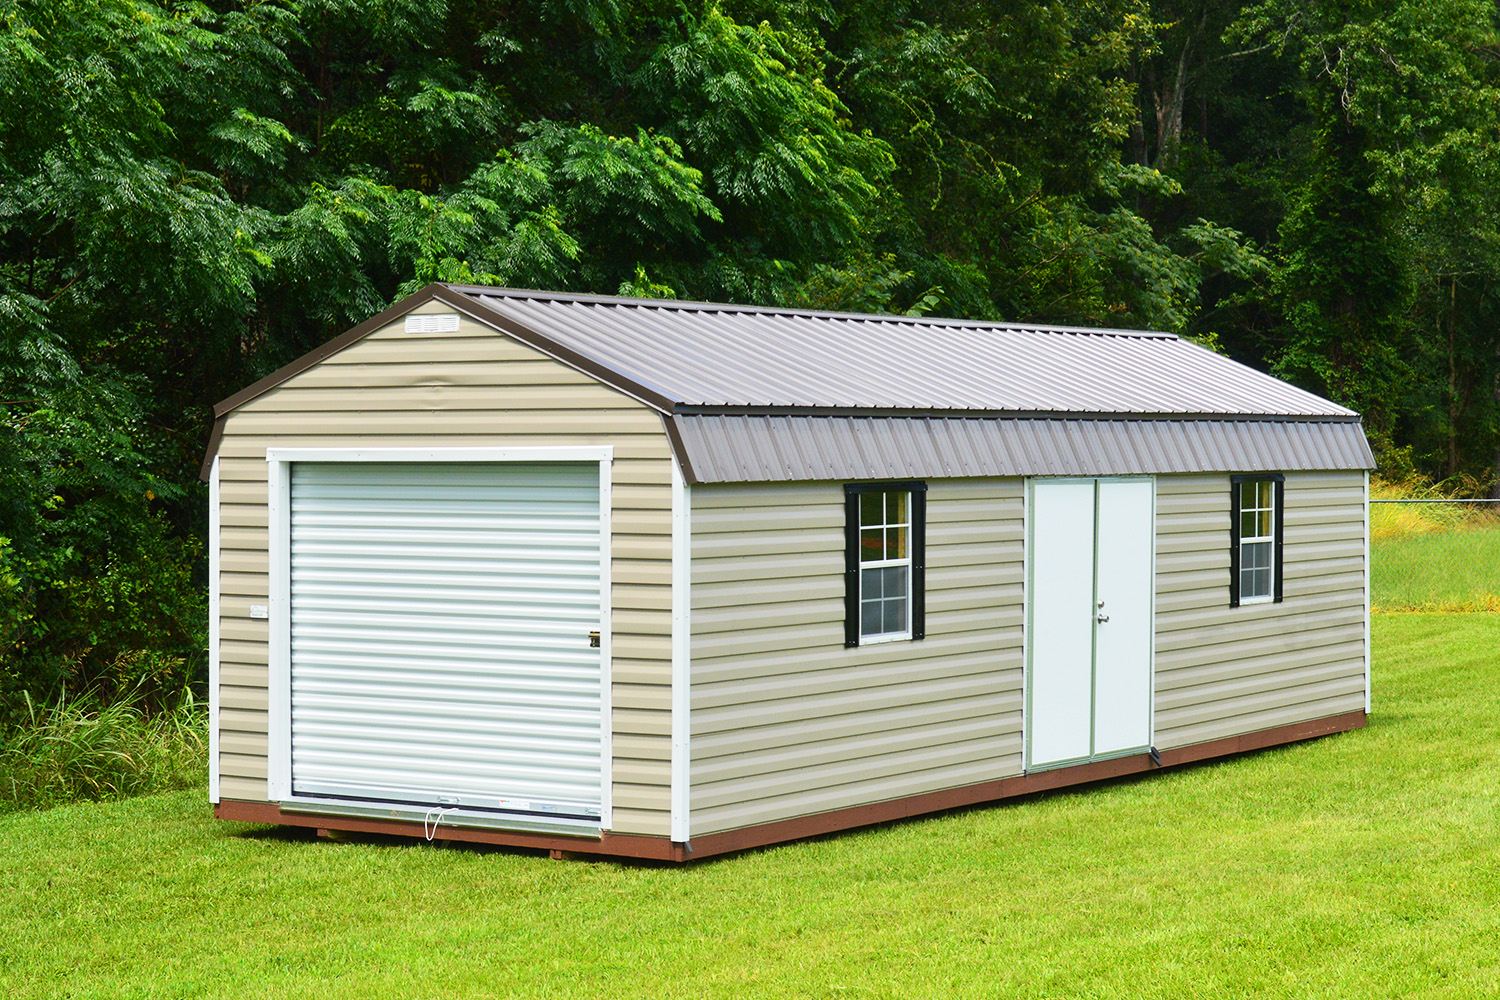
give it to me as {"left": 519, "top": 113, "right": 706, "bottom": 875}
{"left": 264, "top": 445, "right": 613, "bottom": 834}
{"left": 1024, "top": 476, "right": 1156, "bottom": 772}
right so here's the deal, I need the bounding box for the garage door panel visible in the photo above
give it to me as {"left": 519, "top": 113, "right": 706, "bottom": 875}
{"left": 289, "top": 461, "right": 604, "bottom": 820}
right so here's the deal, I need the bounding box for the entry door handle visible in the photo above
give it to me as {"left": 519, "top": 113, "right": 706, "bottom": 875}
{"left": 1097, "top": 614, "right": 1110, "bottom": 623}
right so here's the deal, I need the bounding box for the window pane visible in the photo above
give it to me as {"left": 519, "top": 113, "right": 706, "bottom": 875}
{"left": 1240, "top": 480, "right": 1258, "bottom": 510}
{"left": 1255, "top": 509, "right": 1272, "bottom": 537}
{"left": 860, "top": 492, "right": 882, "bottom": 527}
{"left": 1257, "top": 480, "right": 1272, "bottom": 509}
{"left": 861, "top": 566, "right": 884, "bottom": 600}
{"left": 861, "top": 599, "right": 883, "bottom": 636}
{"left": 861, "top": 528, "right": 884, "bottom": 562}
{"left": 886, "top": 491, "right": 907, "bottom": 525}
{"left": 1252, "top": 568, "right": 1272, "bottom": 597}
{"left": 1242, "top": 541, "right": 1271, "bottom": 571}
{"left": 884, "top": 597, "right": 908, "bottom": 635}
{"left": 881, "top": 565, "right": 908, "bottom": 600}
{"left": 886, "top": 526, "right": 907, "bottom": 559}
{"left": 1240, "top": 509, "right": 1257, "bottom": 538}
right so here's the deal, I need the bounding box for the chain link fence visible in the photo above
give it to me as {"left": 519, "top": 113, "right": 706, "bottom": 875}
{"left": 1370, "top": 498, "right": 1500, "bottom": 611}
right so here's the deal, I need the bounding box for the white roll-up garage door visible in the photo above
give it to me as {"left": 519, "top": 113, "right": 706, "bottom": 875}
{"left": 287, "top": 461, "right": 603, "bottom": 821}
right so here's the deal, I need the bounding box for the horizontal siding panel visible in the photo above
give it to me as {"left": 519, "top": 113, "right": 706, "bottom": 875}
{"left": 696, "top": 698, "right": 1021, "bottom": 760}
{"left": 613, "top": 682, "right": 671, "bottom": 711}
{"left": 220, "top": 707, "right": 267, "bottom": 734}
{"left": 613, "top": 759, "right": 669, "bottom": 785}
{"left": 1157, "top": 658, "right": 1364, "bottom": 713}
{"left": 221, "top": 665, "right": 269, "bottom": 688}
{"left": 1156, "top": 623, "right": 1364, "bottom": 675}
{"left": 613, "top": 735, "right": 670, "bottom": 760}
{"left": 693, "top": 716, "right": 1018, "bottom": 783}
{"left": 1156, "top": 690, "right": 1366, "bottom": 750}
{"left": 1156, "top": 596, "right": 1363, "bottom": 643}
{"left": 1283, "top": 471, "right": 1369, "bottom": 490}
{"left": 609, "top": 808, "right": 669, "bottom": 837}
{"left": 693, "top": 652, "right": 1022, "bottom": 710}
{"left": 696, "top": 675, "right": 1011, "bottom": 737}
{"left": 220, "top": 751, "right": 268, "bottom": 780}
{"left": 222, "top": 684, "right": 269, "bottom": 712}
{"left": 692, "top": 630, "right": 1023, "bottom": 682}
{"left": 610, "top": 659, "right": 671, "bottom": 686}
{"left": 612, "top": 708, "right": 671, "bottom": 737}
{"left": 691, "top": 550, "right": 836, "bottom": 586}
{"left": 220, "top": 732, "right": 266, "bottom": 756}
{"left": 693, "top": 577, "right": 841, "bottom": 614}
{"left": 221, "top": 620, "right": 271, "bottom": 644}
{"left": 610, "top": 783, "right": 668, "bottom": 812}
{"left": 693, "top": 735, "right": 1014, "bottom": 811}
{"left": 694, "top": 757, "right": 1022, "bottom": 834}
{"left": 221, "top": 775, "right": 268, "bottom": 801}
{"left": 1157, "top": 673, "right": 1365, "bottom": 731}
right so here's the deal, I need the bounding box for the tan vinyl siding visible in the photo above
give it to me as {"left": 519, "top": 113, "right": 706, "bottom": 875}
{"left": 214, "top": 302, "right": 674, "bottom": 836}
{"left": 1153, "top": 471, "right": 1367, "bottom": 749}
{"left": 688, "top": 479, "right": 1024, "bottom": 838}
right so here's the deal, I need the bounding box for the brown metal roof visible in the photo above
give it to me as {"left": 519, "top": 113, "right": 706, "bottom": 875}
{"left": 203, "top": 283, "right": 1374, "bottom": 481}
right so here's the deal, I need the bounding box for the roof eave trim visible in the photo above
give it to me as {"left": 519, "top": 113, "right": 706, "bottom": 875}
{"left": 200, "top": 283, "right": 686, "bottom": 475}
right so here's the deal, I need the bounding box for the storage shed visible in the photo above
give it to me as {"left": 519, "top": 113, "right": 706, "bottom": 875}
{"left": 204, "top": 284, "right": 1374, "bottom": 861}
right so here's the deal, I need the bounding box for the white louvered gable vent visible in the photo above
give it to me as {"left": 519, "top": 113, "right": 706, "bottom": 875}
{"left": 404, "top": 313, "right": 461, "bottom": 333}
{"left": 287, "top": 461, "right": 604, "bottom": 821}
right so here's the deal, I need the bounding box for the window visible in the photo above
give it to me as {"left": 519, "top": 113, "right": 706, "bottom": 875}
{"left": 844, "top": 482, "right": 926, "bottom": 645}
{"left": 1230, "top": 474, "right": 1283, "bottom": 606}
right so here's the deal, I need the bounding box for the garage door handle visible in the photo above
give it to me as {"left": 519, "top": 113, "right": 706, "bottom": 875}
{"left": 589, "top": 631, "right": 601, "bottom": 648}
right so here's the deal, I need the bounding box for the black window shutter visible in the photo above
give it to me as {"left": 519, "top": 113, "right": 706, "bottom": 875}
{"left": 911, "top": 486, "right": 927, "bottom": 639}
{"left": 1273, "top": 478, "right": 1285, "bottom": 604}
{"left": 1228, "top": 478, "right": 1242, "bottom": 608}
{"left": 843, "top": 486, "right": 861, "bottom": 647}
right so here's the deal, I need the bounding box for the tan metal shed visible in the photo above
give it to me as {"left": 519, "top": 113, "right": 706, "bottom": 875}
{"left": 203, "top": 284, "right": 1374, "bottom": 861}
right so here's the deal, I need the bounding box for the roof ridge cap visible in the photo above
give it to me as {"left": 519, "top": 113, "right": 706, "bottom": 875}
{"left": 446, "top": 284, "right": 1177, "bottom": 340}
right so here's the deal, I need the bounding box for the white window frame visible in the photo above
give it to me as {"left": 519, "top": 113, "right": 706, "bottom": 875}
{"left": 858, "top": 489, "right": 914, "bottom": 644}
{"left": 264, "top": 445, "right": 613, "bottom": 835}
{"left": 1232, "top": 474, "right": 1281, "bottom": 607}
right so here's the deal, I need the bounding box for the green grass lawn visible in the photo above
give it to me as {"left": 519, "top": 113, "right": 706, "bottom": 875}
{"left": 1373, "top": 526, "right": 1500, "bottom": 611}
{"left": 3, "top": 615, "right": 1498, "bottom": 999}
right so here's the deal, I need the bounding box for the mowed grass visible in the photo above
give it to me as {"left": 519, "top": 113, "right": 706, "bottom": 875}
{"left": 3, "top": 615, "right": 1498, "bottom": 1000}
{"left": 1373, "top": 526, "right": 1500, "bottom": 611}
{"left": 1370, "top": 481, "right": 1500, "bottom": 611}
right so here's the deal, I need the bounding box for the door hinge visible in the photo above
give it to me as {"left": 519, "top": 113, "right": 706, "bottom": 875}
{"left": 588, "top": 631, "right": 601, "bottom": 648}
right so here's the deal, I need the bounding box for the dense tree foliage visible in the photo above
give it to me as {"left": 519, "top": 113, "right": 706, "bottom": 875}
{"left": 1, "top": 0, "right": 1497, "bottom": 711}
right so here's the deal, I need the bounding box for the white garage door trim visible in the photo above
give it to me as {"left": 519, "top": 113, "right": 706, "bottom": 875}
{"left": 266, "top": 446, "right": 613, "bottom": 836}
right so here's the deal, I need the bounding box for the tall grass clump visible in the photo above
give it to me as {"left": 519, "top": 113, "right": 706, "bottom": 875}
{"left": 0, "top": 689, "right": 206, "bottom": 814}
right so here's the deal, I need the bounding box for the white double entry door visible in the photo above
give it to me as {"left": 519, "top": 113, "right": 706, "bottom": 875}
{"left": 1026, "top": 478, "right": 1154, "bottom": 770}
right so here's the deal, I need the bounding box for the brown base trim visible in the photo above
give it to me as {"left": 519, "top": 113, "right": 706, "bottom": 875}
{"left": 213, "top": 801, "right": 690, "bottom": 862}
{"left": 215, "top": 710, "right": 1365, "bottom": 863}
{"left": 686, "top": 709, "right": 1367, "bottom": 858}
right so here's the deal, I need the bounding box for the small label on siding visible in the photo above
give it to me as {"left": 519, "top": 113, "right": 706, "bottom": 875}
{"left": 404, "top": 313, "right": 461, "bottom": 334}
{"left": 249, "top": 604, "right": 269, "bottom": 619}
